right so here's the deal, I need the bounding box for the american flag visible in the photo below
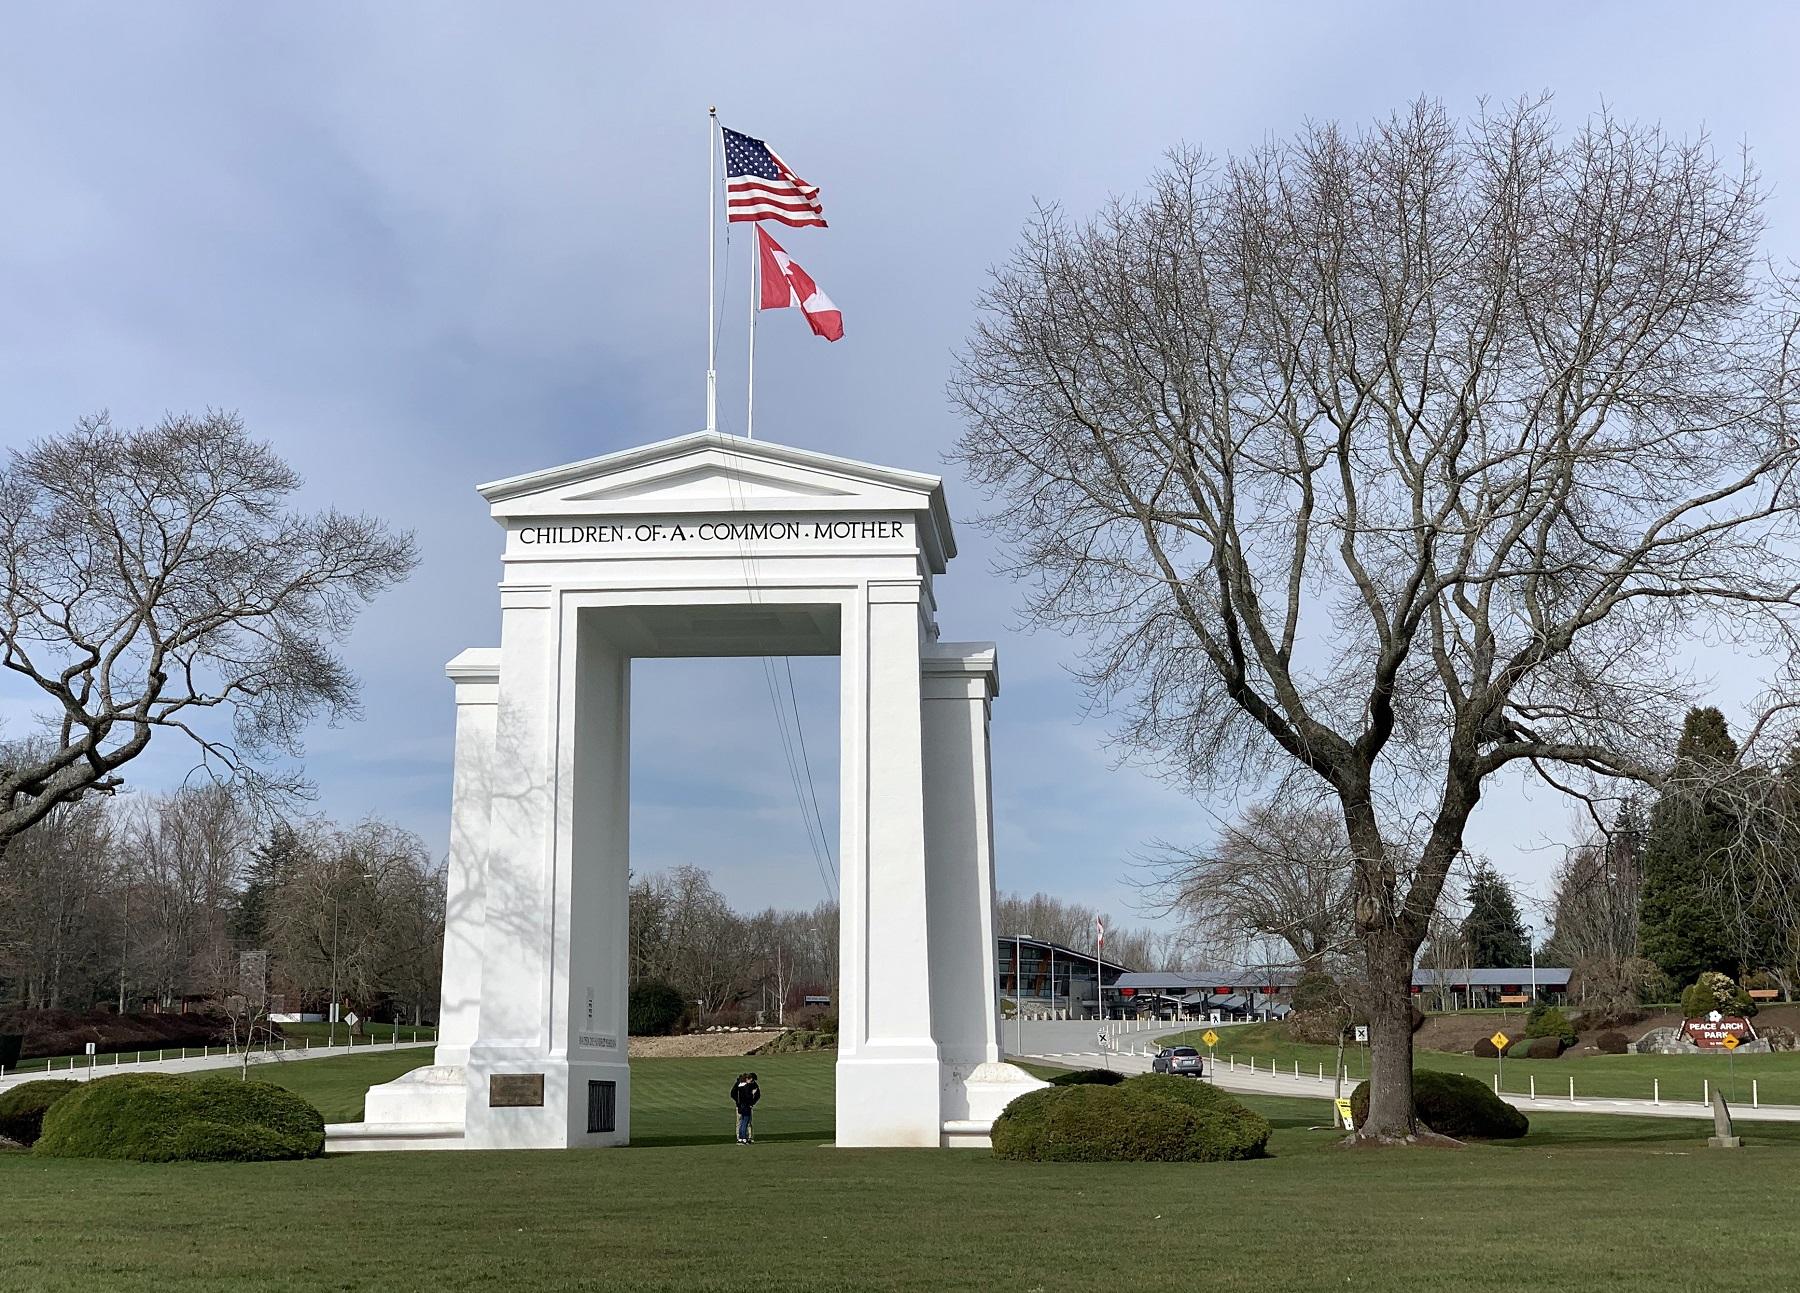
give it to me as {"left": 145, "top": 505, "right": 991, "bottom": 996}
{"left": 722, "top": 126, "right": 827, "bottom": 228}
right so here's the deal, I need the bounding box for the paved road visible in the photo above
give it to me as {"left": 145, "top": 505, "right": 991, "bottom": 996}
{"left": 0, "top": 1039, "right": 434, "bottom": 1093}
{"left": 1018, "top": 1044, "right": 1800, "bottom": 1124}
{"left": 1004, "top": 1016, "right": 1242, "bottom": 1061}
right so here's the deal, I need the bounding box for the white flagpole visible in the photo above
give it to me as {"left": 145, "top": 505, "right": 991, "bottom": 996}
{"left": 706, "top": 107, "right": 719, "bottom": 435}
{"left": 747, "top": 228, "right": 758, "bottom": 440}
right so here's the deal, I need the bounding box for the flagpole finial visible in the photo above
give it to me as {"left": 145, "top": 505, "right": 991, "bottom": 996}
{"left": 708, "top": 105, "right": 717, "bottom": 116}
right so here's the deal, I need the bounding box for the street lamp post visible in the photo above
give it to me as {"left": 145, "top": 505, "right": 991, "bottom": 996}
{"left": 328, "top": 865, "right": 377, "bottom": 1049}
{"left": 329, "top": 889, "right": 341, "bottom": 1049}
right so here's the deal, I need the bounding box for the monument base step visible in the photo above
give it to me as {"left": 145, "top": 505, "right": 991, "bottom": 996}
{"left": 325, "top": 1120, "right": 466, "bottom": 1152}
{"left": 940, "top": 1118, "right": 994, "bottom": 1148}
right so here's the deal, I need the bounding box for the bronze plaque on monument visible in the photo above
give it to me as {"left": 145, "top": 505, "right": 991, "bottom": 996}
{"left": 488, "top": 1073, "right": 545, "bottom": 1107}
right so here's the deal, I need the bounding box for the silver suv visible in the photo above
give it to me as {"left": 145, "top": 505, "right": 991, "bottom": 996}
{"left": 1151, "top": 1045, "right": 1205, "bottom": 1077}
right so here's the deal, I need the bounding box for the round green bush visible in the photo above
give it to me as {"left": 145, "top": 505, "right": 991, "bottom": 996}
{"left": 0, "top": 1079, "right": 80, "bottom": 1146}
{"left": 1349, "top": 1071, "right": 1528, "bottom": 1140}
{"left": 627, "top": 980, "right": 686, "bottom": 1036}
{"left": 1047, "top": 1067, "right": 1126, "bottom": 1086}
{"left": 1523, "top": 1005, "right": 1577, "bottom": 1047}
{"left": 1593, "top": 1030, "right": 1630, "bottom": 1054}
{"left": 1507, "top": 1035, "right": 1565, "bottom": 1059}
{"left": 992, "top": 1074, "right": 1269, "bottom": 1162}
{"left": 35, "top": 1073, "right": 325, "bottom": 1163}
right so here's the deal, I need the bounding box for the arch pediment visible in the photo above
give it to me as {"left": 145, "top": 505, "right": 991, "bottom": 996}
{"left": 478, "top": 431, "right": 954, "bottom": 569}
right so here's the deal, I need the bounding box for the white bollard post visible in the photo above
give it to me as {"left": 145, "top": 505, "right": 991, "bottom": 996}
{"left": 1529, "top": 1075, "right": 1536, "bottom": 1100}
{"left": 1654, "top": 1078, "right": 1659, "bottom": 1105}
{"left": 1492, "top": 1074, "right": 1499, "bottom": 1095}
{"left": 1568, "top": 1077, "right": 1574, "bottom": 1102}
{"left": 1703, "top": 1079, "right": 1709, "bottom": 1106}
{"left": 1319, "top": 1063, "right": 1323, "bottom": 1081}
{"left": 1294, "top": 1060, "right": 1300, "bottom": 1081}
{"left": 1753, "top": 1079, "right": 1759, "bottom": 1108}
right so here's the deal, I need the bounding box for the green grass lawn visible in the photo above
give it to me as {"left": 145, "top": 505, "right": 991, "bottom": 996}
{"left": 1163, "top": 1022, "right": 1800, "bottom": 1105}
{"left": 4, "top": 1050, "right": 1798, "bottom": 1292}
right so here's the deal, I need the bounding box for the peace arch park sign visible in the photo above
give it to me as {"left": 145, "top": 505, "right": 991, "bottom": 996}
{"left": 328, "top": 431, "right": 1045, "bottom": 1152}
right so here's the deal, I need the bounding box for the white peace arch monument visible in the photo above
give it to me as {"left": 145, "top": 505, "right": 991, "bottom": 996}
{"left": 331, "top": 430, "right": 1044, "bottom": 1152}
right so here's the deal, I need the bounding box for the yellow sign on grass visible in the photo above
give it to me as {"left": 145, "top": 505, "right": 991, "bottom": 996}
{"left": 1334, "top": 1097, "right": 1356, "bottom": 1131}
{"left": 1490, "top": 1031, "right": 1511, "bottom": 1052}
{"left": 1201, "top": 1029, "right": 1220, "bottom": 1048}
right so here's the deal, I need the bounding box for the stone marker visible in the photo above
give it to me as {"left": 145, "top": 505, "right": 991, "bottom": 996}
{"left": 1708, "top": 1087, "right": 1741, "bottom": 1149}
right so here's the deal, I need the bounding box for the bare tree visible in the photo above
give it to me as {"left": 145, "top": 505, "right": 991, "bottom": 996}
{"left": 0, "top": 411, "right": 417, "bottom": 847}
{"left": 952, "top": 98, "right": 1800, "bottom": 1140}
{"left": 262, "top": 817, "right": 443, "bottom": 1020}
{"left": 1144, "top": 798, "right": 1353, "bottom": 975}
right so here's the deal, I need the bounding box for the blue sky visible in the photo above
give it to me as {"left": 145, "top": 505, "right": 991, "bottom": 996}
{"left": 2, "top": 4, "right": 1796, "bottom": 934}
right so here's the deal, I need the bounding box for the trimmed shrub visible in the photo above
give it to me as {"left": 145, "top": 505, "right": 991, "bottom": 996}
{"left": 1120, "top": 1075, "right": 1272, "bottom": 1159}
{"left": 1507, "top": 1035, "right": 1564, "bottom": 1059}
{"left": 1349, "top": 1071, "right": 1528, "bottom": 1140}
{"left": 1047, "top": 1068, "right": 1126, "bottom": 1087}
{"left": 1681, "top": 971, "right": 1752, "bottom": 1019}
{"left": 992, "top": 1075, "right": 1269, "bottom": 1162}
{"left": 1524, "top": 1005, "right": 1577, "bottom": 1047}
{"left": 35, "top": 1074, "right": 324, "bottom": 1163}
{"left": 1593, "top": 1030, "right": 1630, "bottom": 1054}
{"left": 1471, "top": 1037, "right": 1500, "bottom": 1058}
{"left": 0, "top": 1079, "right": 79, "bottom": 1147}
{"left": 627, "top": 980, "right": 686, "bottom": 1037}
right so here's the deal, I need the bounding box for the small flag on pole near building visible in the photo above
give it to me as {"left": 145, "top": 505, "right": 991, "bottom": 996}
{"left": 757, "top": 228, "right": 844, "bottom": 342}
{"left": 723, "top": 126, "right": 827, "bottom": 227}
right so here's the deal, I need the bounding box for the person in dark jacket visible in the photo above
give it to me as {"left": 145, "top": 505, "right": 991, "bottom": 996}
{"left": 730, "top": 1072, "right": 761, "bottom": 1144}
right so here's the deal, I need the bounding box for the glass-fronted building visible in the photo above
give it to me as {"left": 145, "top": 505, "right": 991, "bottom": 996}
{"left": 997, "top": 934, "right": 1134, "bottom": 1019}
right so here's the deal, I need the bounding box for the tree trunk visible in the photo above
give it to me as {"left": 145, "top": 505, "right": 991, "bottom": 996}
{"left": 1357, "top": 929, "right": 1419, "bottom": 1142}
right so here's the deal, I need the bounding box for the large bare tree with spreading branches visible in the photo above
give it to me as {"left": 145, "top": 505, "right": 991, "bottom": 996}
{"left": 952, "top": 97, "right": 1800, "bottom": 1142}
{"left": 0, "top": 411, "right": 417, "bottom": 849}
{"left": 1143, "top": 797, "right": 1354, "bottom": 976}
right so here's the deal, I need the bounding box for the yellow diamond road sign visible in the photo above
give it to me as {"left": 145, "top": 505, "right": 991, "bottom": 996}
{"left": 1722, "top": 1033, "right": 1741, "bottom": 1051}
{"left": 1490, "top": 1031, "right": 1510, "bottom": 1052}
{"left": 1202, "top": 1029, "right": 1220, "bottom": 1048}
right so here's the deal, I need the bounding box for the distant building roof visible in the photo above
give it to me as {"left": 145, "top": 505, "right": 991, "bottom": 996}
{"left": 1113, "top": 968, "right": 1300, "bottom": 992}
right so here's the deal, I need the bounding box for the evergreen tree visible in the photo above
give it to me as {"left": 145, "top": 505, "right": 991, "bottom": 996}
{"left": 1638, "top": 707, "right": 1740, "bottom": 984}
{"left": 1461, "top": 863, "right": 1531, "bottom": 966}
{"left": 231, "top": 822, "right": 305, "bottom": 950}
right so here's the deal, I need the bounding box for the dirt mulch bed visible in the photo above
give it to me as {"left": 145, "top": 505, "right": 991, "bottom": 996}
{"left": 0, "top": 1009, "right": 253, "bottom": 1061}
{"left": 627, "top": 1031, "right": 784, "bottom": 1058}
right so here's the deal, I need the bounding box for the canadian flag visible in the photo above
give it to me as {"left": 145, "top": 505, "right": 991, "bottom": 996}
{"left": 757, "top": 226, "right": 844, "bottom": 342}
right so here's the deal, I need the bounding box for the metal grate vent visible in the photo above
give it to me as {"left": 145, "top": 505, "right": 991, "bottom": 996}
{"left": 587, "top": 1079, "right": 617, "bottom": 1134}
